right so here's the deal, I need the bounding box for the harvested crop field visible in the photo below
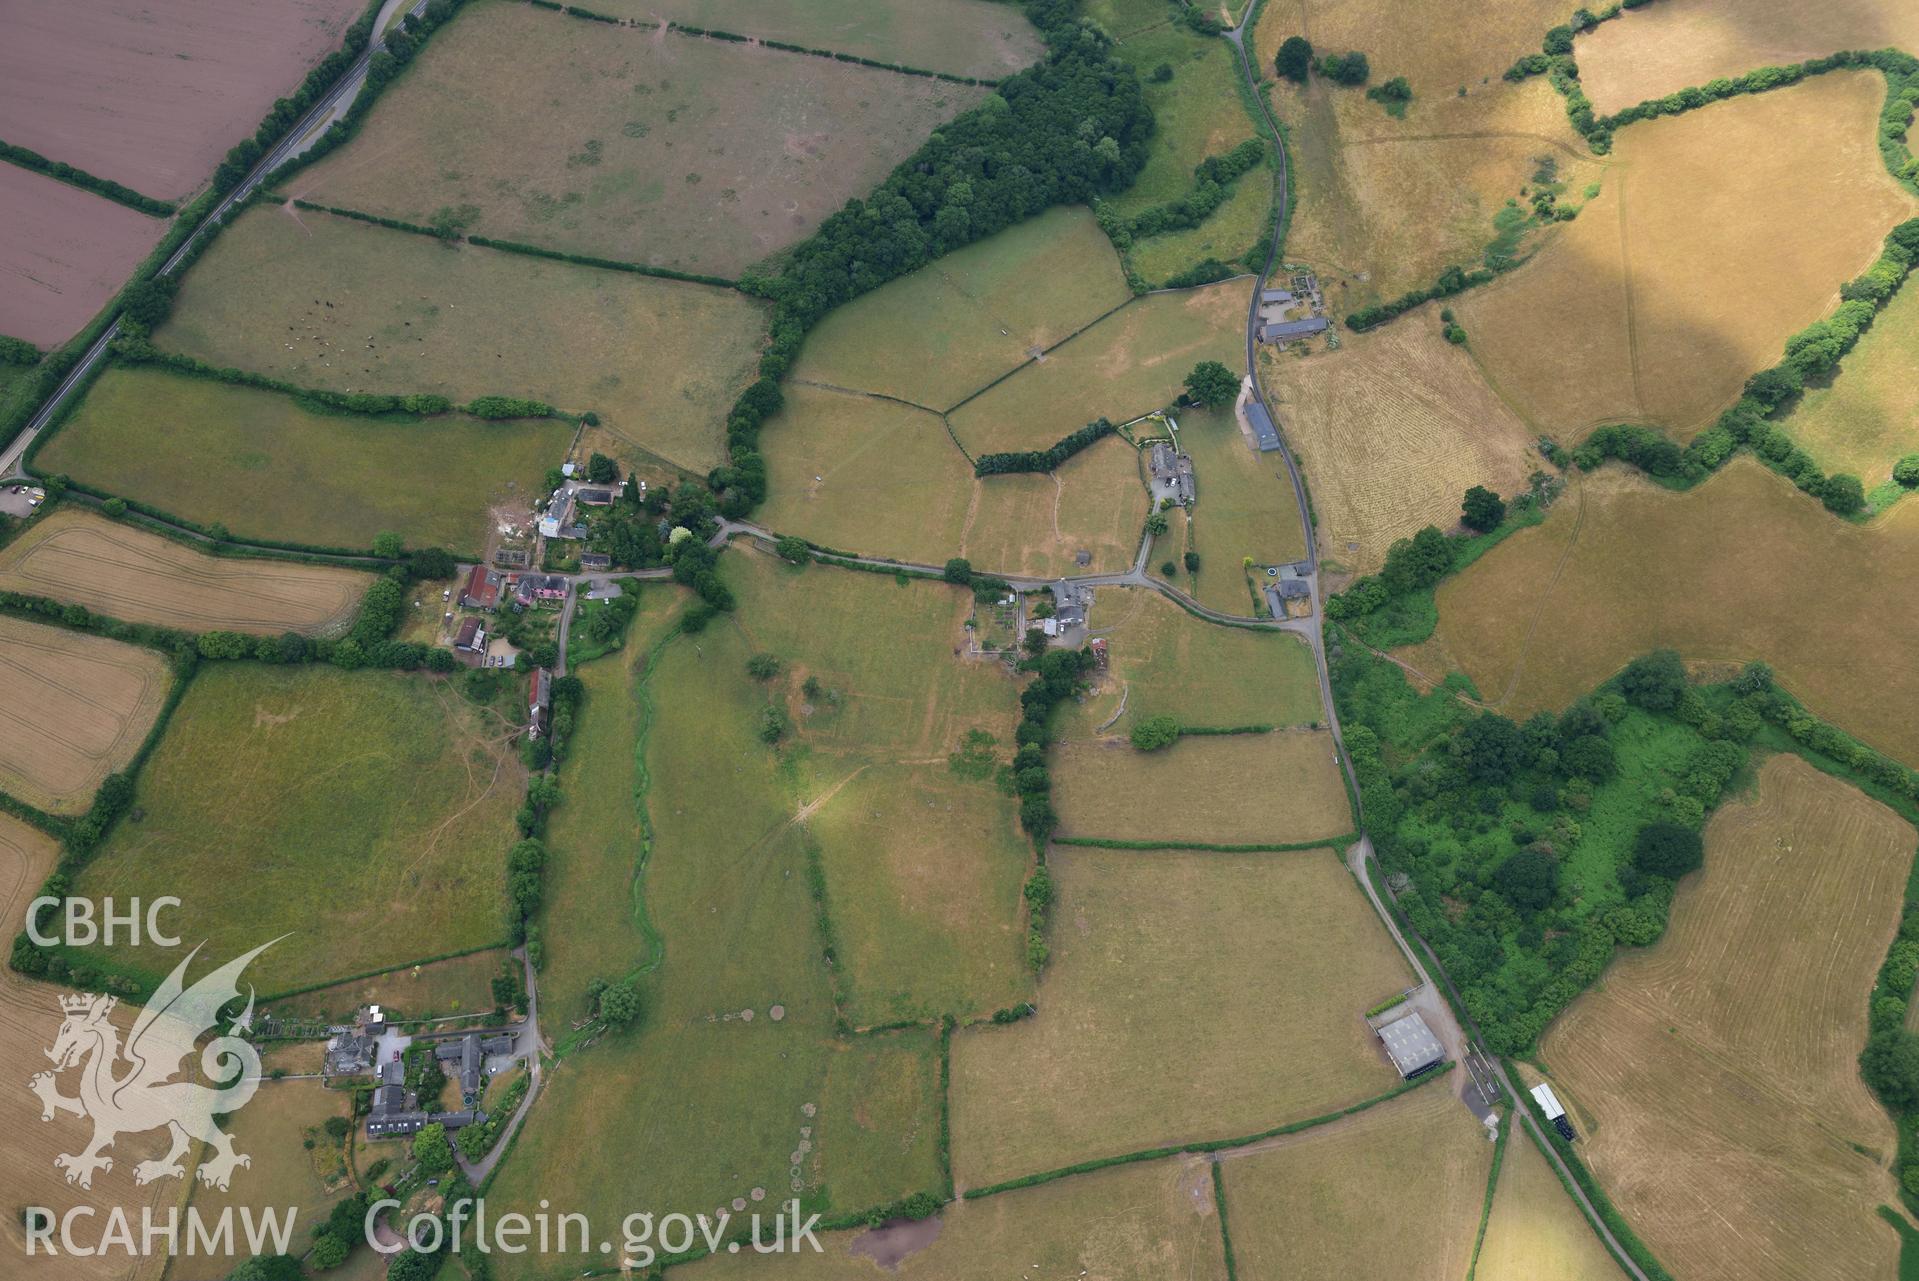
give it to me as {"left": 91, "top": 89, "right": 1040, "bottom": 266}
{"left": 1783, "top": 265, "right": 1919, "bottom": 487}
{"left": 0, "top": 614, "right": 169, "bottom": 814}
{"left": 1537, "top": 754, "right": 1911, "bottom": 1281}
{"left": 0, "top": 813, "right": 170, "bottom": 1281}
{"left": 296, "top": 1, "right": 984, "bottom": 276}
{"left": 0, "top": 163, "right": 165, "bottom": 348}
{"left": 1259, "top": 319, "right": 1540, "bottom": 576}
{"left": 1577, "top": 0, "right": 1919, "bottom": 116}
{"left": 580, "top": 0, "right": 1043, "bottom": 81}
{"left": 38, "top": 366, "right": 570, "bottom": 552}
{"left": 950, "top": 848, "right": 1410, "bottom": 1188}
{"left": 679, "top": 1154, "right": 1227, "bottom": 1281}
{"left": 790, "top": 207, "right": 1131, "bottom": 412}
{"left": 0, "top": 507, "right": 369, "bottom": 636}
{"left": 73, "top": 664, "right": 523, "bottom": 993}
{"left": 1256, "top": 0, "right": 1579, "bottom": 93}
{"left": 1166, "top": 405, "right": 1311, "bottom": 605}
{"left": 1058, "top": 587, "right": 1322, "bottom": 739}
{"left": 948, "top": 281, "right": 1248, "bottom": 455}
{"left": 1217, "top": 1083, "right": 1492, "bottom": 1281}
{"left": 1457, "top": 71, "right": 1915, "bottom": 439}
{"left": 0, "top": 0, "right": 369, "bottom": 202}
{"left": 1409, "top": 459, "right": 1919, "bottom": 771}
{"left": 1267, "top": 76, "right": 1601, "bottom": 314}
{"left": 1051, "top": 730, "right": 1351, "bottom": 846}
{"left": 1475, "top": 1129, "right": 1622, "bottom": 1281}
{"left": 156, "top": 204, "right": 768, "bottom": 472}
{"left": 756, "top": 385, "right": 1147, "bottom": 574}
{"left": 808, "top": 762, "right": 1030, "bottom": 1025}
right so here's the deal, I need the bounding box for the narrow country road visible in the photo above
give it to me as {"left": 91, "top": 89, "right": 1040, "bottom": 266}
{"left": 457, "top": 945, "right": 542, "bottom": 1186}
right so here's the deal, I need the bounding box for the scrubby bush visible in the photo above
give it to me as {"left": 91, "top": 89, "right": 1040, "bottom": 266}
{"left": 1129, "top": 714, "right": 1180, "bottom": 752}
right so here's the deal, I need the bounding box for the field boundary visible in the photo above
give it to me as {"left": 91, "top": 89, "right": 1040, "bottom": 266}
{"left": 257, "top": 940, "right": 509, "bottom": 1005}
{"left": 961, "top": 1063, "right": 1452, "bottom": 1198}
{"left": 1051, "top": 834, "right": 1352, "bottom": 852}
{"left": 0, "top": 140, "right": 176, "bottom": 217}
{"left": 1462, "top": 1104, "right": 1513, "bottom": 1281}
{"left": 528, "top": 0, "right": 1008, "bottom": 88}
{"left": 1210, "top": 1160, "right": 1241, "bottom": 1281}
{"left": 272, "top": 197, "right": 745, "bottom": 290}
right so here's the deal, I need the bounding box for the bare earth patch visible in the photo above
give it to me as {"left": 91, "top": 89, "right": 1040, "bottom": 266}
{"left": 0, "top": 164, "right": 164, "bottom": 348}
{"left": 0, "top": 0, "right": 369, "bottom": 201}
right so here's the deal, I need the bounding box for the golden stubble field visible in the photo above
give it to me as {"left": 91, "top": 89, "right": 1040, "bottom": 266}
{"left": 1256, "top": 0, "right": 1580, "bottom": 93}
{"left": 1576, "top": 0, "right": 1919, "bottom": 115}
{"left": 1217, "top": 1083, "right": 1493, "bottom": 1281}
{"left": 949, "top": 848, "right": 1410, "bottom": 1188}
{"left": 1259, "top": 318, "right": 1541, "bottom": 576}
{"left": 0, "top": 508, "right": 369, "bottom": 637}
{"left": 1538, "top": 754, "right": 1912, "bottom": 1281}
{"left": 1052, "top": 730, "right": 1352, "bottom": 846}
{"left": 0, "top": 813, "right": 172, "bottom": 1281}
{"left": 1457, "top": 71, "right": 1916, "bottom": 439}
{"left": 1475, "top": 1130, "right": 1625, "bottom": 1281}
{"left": 1405, "top": 458, "right": 1919, "bottom": 771}
{"left": 0, "top": 615, "right": 170, "bottom": 814}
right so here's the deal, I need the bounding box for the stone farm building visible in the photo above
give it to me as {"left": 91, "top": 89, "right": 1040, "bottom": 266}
{"left": 461, "top": 565, "right": 503, "bottom": 610}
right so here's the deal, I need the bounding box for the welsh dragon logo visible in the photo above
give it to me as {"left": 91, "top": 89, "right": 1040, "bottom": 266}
{"left": 28, "top": 939, "right": 277, "bottom": 1191}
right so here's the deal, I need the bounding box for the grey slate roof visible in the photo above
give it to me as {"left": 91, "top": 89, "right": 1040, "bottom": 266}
{"left": 1246, "top": 402, "right": 1282, "bottom": 452}
{"left": 1377, "top": 1011, "right": 1446, "bottom": 1077}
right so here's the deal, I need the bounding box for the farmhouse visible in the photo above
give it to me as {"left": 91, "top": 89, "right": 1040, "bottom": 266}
{"left": 1246, "top": 401, "right": 1283, "bottom": 452}
{"left": 1376, "top": 1010, "right": 1447, "bottom": 1079}
{"left": 454, "top": 617, "right": 486, "bottom": 654}
{"left": 461, "top": 565, "right": 503, "bottom": 610}
{"left": 1148, "top": 441, "right": 1196, "bottom": 507}
{"left": 528, "top": 667, "right": 551, "bottom": 737}
{"left": 434, "top": 1029, "right": 519, "bottom": 1103}
{"left": 515, "top": 573, "right": 569, "bottom": 607}
{"left": 322, "top": 1005, "right": 385, "bottom": 1076}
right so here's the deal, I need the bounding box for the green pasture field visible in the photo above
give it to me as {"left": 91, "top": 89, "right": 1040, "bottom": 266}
{"left": 1058, "top": 587, "right": 1321, "bottom": 738}
{"left": 813, "top": 1026, "right": 945, "bottom": 1210}
{"left": 960, "top": 432, "right": 1149, "bottom": 579}
{"left": 296, "top": 0, "right": 985, "bottom": 276}
{"left": 1085, "top": 0, "right": 1179, "bottom": 41}
{"left": 808, "top": 763, "right": 1030, "bottom": 1025}
{"left": 584, "top": 0, "right": 1044, "bottom": 83}
{"left": 790, "top": 206, "right": 1131, "bottom": 411}
{"left": 1784, "top": 269, "right": 1919, "bottom": 490}
{"left": 673, "top": 1153, "right": 1229, "bottom": 1280}
{"left": 157, "top": 204, "right": 767, "bottom": 473}
{"left": 757, "top": 384, "right": 974, "bottom": 564}
{"left": 1169, "top": 406, "right": 1310, "bottom": 613}
{"left": 37, "top": 366, "right": 568, "bottom": 551}
{"left": 1130, "top": 174, "right": 1271, "bottom": 285}
{"left": 72, "top": 664, "right": 524, "bottom": 994}
{"left": 727, "top": 547, "right": 1012, "bottom": 761}
{"left": 1219, "top": 1083, "right": 1492, "bottom": 1280}
{"left": 948, "top": 281, "right": 1246, "bottom": 455}
{"left": 1051, "top": 730, "right": 1352, "bottom": 846}
{"left": 1105, "top": 23, "right": 1257, "bottom": 219}
{"left": 537, "top": 587, "right": 686, "bottom": 1025}
{"left": 264, "top": 947, "right": 506, "bottom": 1019}
{"left": 489, "top": 623, "right": 934, "bottom": 1249}
{"left": 950, "top": 848, "right": 1409, "bottom": 1188}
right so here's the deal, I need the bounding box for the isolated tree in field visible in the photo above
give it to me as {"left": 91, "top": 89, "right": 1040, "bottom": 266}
{"left": 599, "top": 977, "right": 642, "bottom": 1025}
{"left": 1183, "top": 550, "right": 1200, "bottom": 572}
{"left": 1460, "top": 485, "right": 1506, "bottom": 532}
{"left": 1183, "top": 359, "right": 1238, "bottom": 407}
{"left": 1633, "top": 821, "right": 1703, "bottom": 879}
{"left": 1275, "top": 36, "right": 1313, "bottom": 82}
{"left": 745, "top": 653, "right": 781, "bottom": 681}
{"left": 411, "top": 1123, "right": 453, "bottom": 1175}
{"left": 1130, "top": 714, "right": 1180, "bottom": 752}
{"left": 1318, "top": 50, "right": 1370, "bottom": 85}
{"left": 1895, "top": 455, "right": 1919, "bottom": 487}
{"left": 943, "top": 557, "right": 973, "bottom": 585}
{"left": 1494, "top": 847, "right": 1559, "bottom": 911}
{"left": 1617, "top": 649, "right": 1687, "bottom": 711}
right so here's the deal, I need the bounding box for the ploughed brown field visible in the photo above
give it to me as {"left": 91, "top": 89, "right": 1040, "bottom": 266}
{"left": 0, "top": 508, "right": 370, "bottom": 637}
{"left": 0, "top": 0, "right": 370, "bottom": 201}
{"left": 0, "top": 615, "right": 171, "bottom": 815}
{"left": 0, "top": 163, "right": 164, "bottom": 348}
